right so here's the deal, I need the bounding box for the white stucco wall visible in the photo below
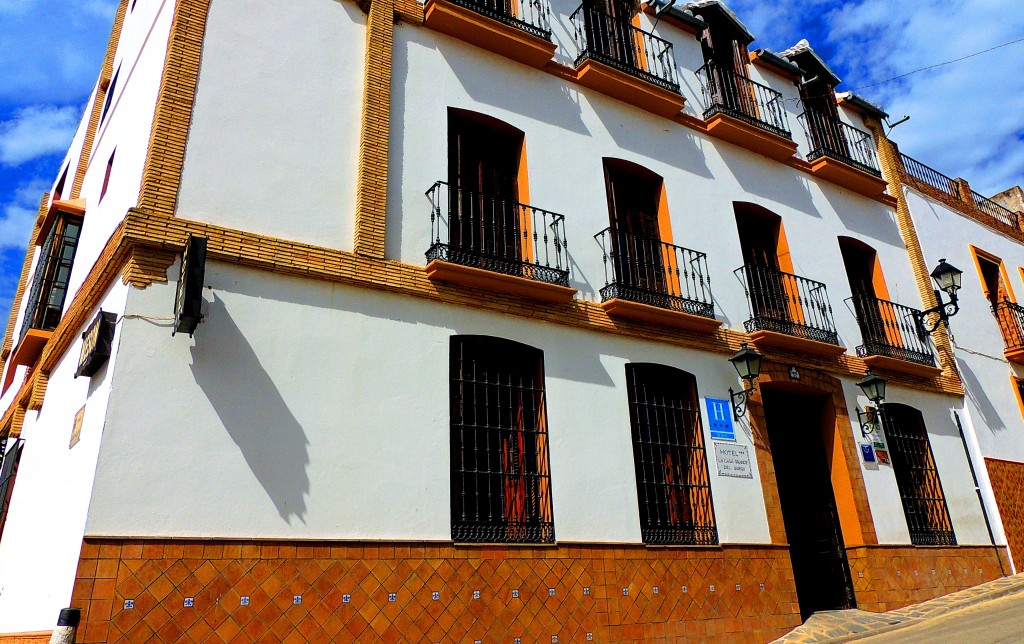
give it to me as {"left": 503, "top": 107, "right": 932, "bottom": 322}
{"left": 87, "top": 261, "right": 773, "bottom": 544}
{"left": 0, "top": 282, "right": 130, "bottom": 633}
{"left": 906, "top": 187, "right": 1024, "bottom": 464}
{"left": 175, "top": 0, "right": 366, "bottom": 250}
{"left": 390, "top": 21, "right": 918, "bottom": 351}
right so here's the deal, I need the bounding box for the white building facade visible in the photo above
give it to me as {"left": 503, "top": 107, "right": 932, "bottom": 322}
{"left": 0, "top": 0, "right": 1017, "bottom": 641}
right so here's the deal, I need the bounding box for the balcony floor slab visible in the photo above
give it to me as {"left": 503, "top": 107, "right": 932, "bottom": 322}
{"left": 862, "top": 354, "right": 943, "bottom": 379}
{"left": 704, "top": 113, "right": 797, "bottom": 161}
{"left": 574, "top": 58, "right": 685, "bottom": 118}
{"left": 424, "top": 0, "right": 556, "bottom": 69}
{"left": 749, "top": 329, "right": 847, "bottom": 358}
{"left": 425, "top": 259, "right": 576, "bottom": 303}
{"left": 601, "top": 298, "right": 721, "bottom": 332}
{"left": 808, "top": 156, "right": 889, "bottom": 198}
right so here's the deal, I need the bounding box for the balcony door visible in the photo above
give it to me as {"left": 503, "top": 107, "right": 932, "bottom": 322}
{"left": 605, "top": 161, "right": 665, "bottom": 294}
{"left": 736, "top": 205, "right": 791, "bottom": 323}
{"left": 799, "top": 68, "right": 846, "bottom": 157}
{"left": 448, "top": 111, "right": 523, "bottom": 263}
{"left": 696, "top": 9, "right": 754, "bottom": 117}
{"left": 839, "top": 238, "right": 893, "bottom": 346}
{"left": 583, "top": 0, "right": 638, "bottom": 69}
{"left": 975, "top": 251, "right": 1020, "bottom": 346}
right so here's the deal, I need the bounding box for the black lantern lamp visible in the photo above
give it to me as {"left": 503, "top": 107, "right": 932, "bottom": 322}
{"left": 728, "top": 343, "right": 763, "bottom": 420}
{"left": 856, "top": 370, "right": 887, "bottom": 436}
{"left": 915, "top": 258, "right": 963, "bottom": 335}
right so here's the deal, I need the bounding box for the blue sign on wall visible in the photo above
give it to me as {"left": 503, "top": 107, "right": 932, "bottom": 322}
{"left": 705, "top": 398, "right": 735, "bottom": 441}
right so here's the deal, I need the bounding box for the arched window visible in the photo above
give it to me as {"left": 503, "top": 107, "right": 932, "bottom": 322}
{"left": 625, "top": 364, "right": 717, "bottom": 545}
{"left": 880, "top": 403, "right": 956, "bottom": 546}
{"left": 449, "top": 336, "right": 554, "bottom": 543}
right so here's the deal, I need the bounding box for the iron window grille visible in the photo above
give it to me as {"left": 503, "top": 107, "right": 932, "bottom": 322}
{"left": 626, "top": 364, "right": 717, "bottom": 545}
{"left": 880, "top": 404, "right": 956, "bottom": 546}
{"left": 19, "top": 214, "right": 83, "bottom": 345}
{"left": 0, "top": 438, "right": 25, "bottom": 541}
{"left": 450, "top": 336, "right": 554, "bottom": 543}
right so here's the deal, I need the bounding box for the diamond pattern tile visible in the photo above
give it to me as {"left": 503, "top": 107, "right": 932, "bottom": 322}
{"left": 68, "top": 537, "right": 1006, "bottom": 643}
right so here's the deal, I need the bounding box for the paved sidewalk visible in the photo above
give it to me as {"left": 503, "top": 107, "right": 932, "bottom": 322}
{"left": 773, "top": 573, "right": 1024, "bottom": 643}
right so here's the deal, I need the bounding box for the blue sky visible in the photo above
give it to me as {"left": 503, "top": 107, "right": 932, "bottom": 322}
{"left": 0, "top": 0, "right": 1022, "bottom": 339}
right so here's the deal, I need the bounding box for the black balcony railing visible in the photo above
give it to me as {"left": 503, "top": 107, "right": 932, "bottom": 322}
{"left": 799, "top": 109, "right": 881, "bottom": 176}
{"left": 570, "top": 4, "right": 679, "bottom": 93}
{"left": 971, "top": 190, "right": 1021, "bottom": 231}
{"left": 993, "top": 300, "right": 1024, "bottom": 352}
{"left": 698, "top": 61, "right": 790, "bottom": 139}
{"left": 848, "top": 294, "right": 935, "bottom": 367}
{"left": 595, "top": 228, "right": 714, "bottom": 319}
{"left": 898, "top": 153, "right": 958, "bottom": 198}
{"left": 447, "top": 0, "right": 552, "bottom": 39}
{"left": 735, "top": 265, "right": 840, "bottom": 346}
{"left": 426, "top": 181, "right": 570, "bottom": 287}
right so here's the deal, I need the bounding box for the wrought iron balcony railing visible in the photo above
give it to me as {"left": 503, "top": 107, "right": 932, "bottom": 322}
{"left": 993, "top": 300, "right": 1024, "bottom": 352}
{"left": 799, "top": 109, "right": 881, "bottom": 176}
{"left": 426, "top": 181, "right": 570, "bottom": 287}
{"left": 570, "top": 4, "right": 679, "bottom": 93}
{"left": 898, "top": 153, "right": 958, "bottom": 198}
{"left": 971, "top": 190, "right": 1021, "bottom": 231}
{"left": 848, "top": 294, "right": 935, "bottom": 367}
{"left": 698, "top": 61, "right": 790, "bottom": 139}
{"left": 595, "top": 228, "right": 714, "bottom": 319}
{"left": 446, "top": 0, "right": 552, "bottom": 39}
{"left": 735, "top": 265, "right": 840, "bottom": 346}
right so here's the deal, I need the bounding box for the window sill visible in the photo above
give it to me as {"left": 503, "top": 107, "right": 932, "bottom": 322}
{"left": 601, "top": 298, "right": 721, "bottom": 333}
{"left": 1004, "top": 347, "right": 1024, "bottom": 366}
{"left": 425, "top": 259, "right": 577, "bottom": 303}
{"left": 574, "top": 58, "right": 686, "bottom": 118}
{"left": 749, "top": 329, "right": 847, "bottom": 358}
{"left": 423, "top": 0, "right": 556, "bottom": 69}
{"left": 862, "top": 354, "right": 943, "bottom": 379}
{"left": 3, "top": 328, "right": 52, "bottom": 393}
{"left": 703, "top": 112, "right": 797, "bottom": 162}
{"left": 806, "top": 156, "right": 889, "bottom": 199}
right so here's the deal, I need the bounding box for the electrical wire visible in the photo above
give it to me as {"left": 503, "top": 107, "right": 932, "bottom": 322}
{"left": 779, "top": 35, "right": 1024, "bottom": 104}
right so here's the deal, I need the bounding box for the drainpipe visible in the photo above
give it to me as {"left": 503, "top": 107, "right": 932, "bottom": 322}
{"left": 953, "top": 411, "right": 1007, "bottom": 576}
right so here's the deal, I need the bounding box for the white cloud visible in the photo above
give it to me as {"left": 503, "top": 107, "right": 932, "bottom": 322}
{"left": 0, "top": 178, "right": 48, "bottom": 249}
{"left": 0, "top": 105, "right": 80, "bottom": 166}
{"left": 724, "top": 0, "right": 1024, "bottom": 196}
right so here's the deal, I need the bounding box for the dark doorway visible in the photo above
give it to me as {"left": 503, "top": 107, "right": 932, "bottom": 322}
{"left": 761, "top": 388, "right": 856, "bottom": 620}
{"left": 604, "top": 160, "right": 665, "bottom": 294}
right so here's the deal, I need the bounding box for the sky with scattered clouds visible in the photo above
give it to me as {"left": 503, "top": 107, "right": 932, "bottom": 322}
{"left": 0, "top": 0, "right": 1021, "bottom": 339}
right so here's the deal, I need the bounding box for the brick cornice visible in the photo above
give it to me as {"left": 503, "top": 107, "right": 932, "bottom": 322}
{"left": 136, "top": 0, "right": 213, "bottom": 214}
{"left": 70, "top": 0, "right": 130, "bottom": 200}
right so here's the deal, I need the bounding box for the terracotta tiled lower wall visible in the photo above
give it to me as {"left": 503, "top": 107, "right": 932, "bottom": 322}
{"left": 846, "top": 544, "right": 1008, "bottom": 612}
{"left": 70, "top": 539, "right": 802, "bottom": 643}
{"left": 985, "top": 457, "right": 1024, "bottom": 570}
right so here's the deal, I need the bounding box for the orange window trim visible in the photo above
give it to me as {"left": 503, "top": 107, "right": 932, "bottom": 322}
{"left": 970, "top": 245, "right": 1017, "bottom": 303}
{"left": 1011, "top": 374, "right": 1024, "bottom": 423}
{"left": 517, "top": 137, "right": 533, "bottom": 263}
{"left": 774, "top": 222, "right": 806, "bottom": 324}
{"left": 656, "top": 183, "right": 681, "bottom": 295}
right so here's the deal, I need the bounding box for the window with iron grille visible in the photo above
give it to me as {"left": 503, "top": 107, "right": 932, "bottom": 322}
{"left": 880, "top": 404, "right": 956, "bottom": 546}
{"left": 626, "top": 364, "right": 717, "bottom": 545}
{"left": 19, "top": 214, "right": 83, "bottom": 344}
{"left": 0, "top": 438, "right": 25, "bottom": 541}
{"left": 450, "top": 336, "right": 554, "bottom": 543}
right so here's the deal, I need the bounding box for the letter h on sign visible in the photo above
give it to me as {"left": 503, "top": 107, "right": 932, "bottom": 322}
{"left": 705, "top": 398, "right": 735, "bottom": 441}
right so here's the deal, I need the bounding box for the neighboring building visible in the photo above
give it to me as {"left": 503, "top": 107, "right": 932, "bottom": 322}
{"left": 0, "top": 0, "right": 1019, "bottom": 642}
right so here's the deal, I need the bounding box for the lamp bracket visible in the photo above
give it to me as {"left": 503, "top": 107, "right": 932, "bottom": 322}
{"left": 729, "top": 380, "right": 757, "bottom": 421}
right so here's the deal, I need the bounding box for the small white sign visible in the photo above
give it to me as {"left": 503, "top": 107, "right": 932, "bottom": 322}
{"left": 715, "top": 442, "right": 753, "bottom": 478}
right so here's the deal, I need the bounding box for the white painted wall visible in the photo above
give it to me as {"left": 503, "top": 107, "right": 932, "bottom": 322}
{"left": 390, "top": 21, "right": 918, "bottom": 352}
{"left": 0, "top": 282, "right": 130, "bottom": 633}
{"left": 906, "top": 187, "right": 1024, "bottom": 464}
{"left": 87, "top": 260, "right": 773, "bottom": 544}
{"left": 175, "top": 0, "right": 366, "bottom": 251}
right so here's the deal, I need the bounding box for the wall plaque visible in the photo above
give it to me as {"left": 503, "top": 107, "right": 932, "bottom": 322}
{"left": 704, "top": 398, "right": 735, "bottom": 441}
{"left": 714, "top": 442, "right": 753, "bottom": 478}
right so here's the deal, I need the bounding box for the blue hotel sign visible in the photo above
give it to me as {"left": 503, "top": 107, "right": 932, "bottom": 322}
{"left": 705, "top": 398, "right": 735, "bottom": 441}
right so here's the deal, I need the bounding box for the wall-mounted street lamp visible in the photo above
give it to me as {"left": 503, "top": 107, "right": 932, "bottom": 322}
{"left": 914, "top": 258, "right": 963, "bottom": 335}
{"left": 728, "top": 343, "right": 763, "bottom": 420}
{"left": 856, "top": 370, "right": 887, "bottom": 436}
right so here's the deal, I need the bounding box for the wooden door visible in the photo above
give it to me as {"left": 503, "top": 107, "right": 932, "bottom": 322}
{"left": 606, "top": 164, "right": 664, "bottom": 294}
